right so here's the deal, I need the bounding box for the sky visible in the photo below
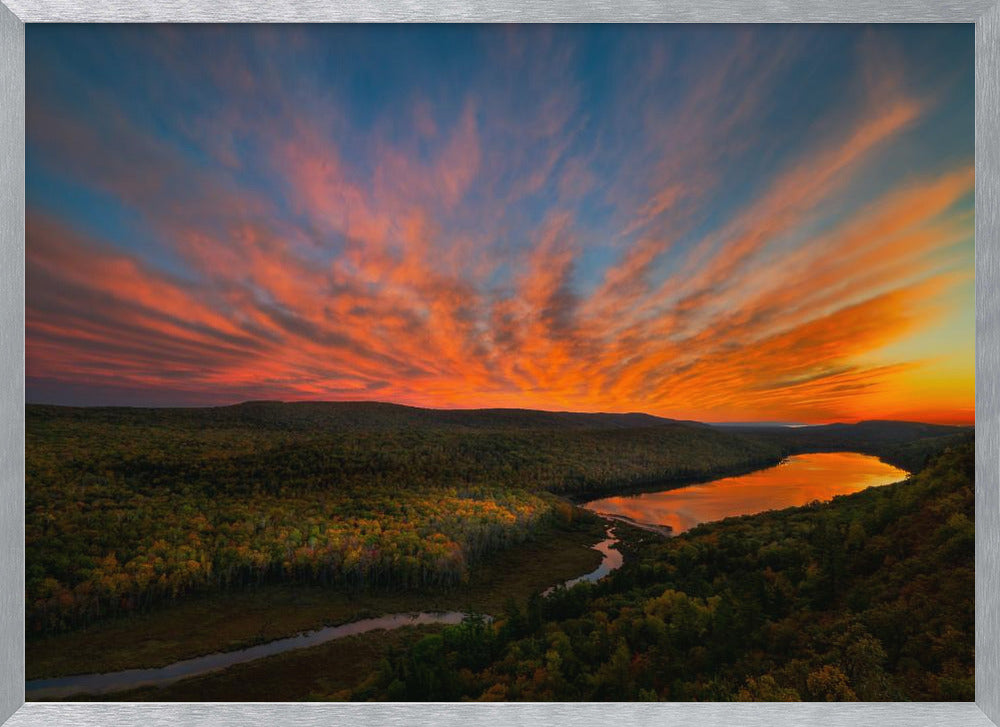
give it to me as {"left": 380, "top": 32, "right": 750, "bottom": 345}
{"left": 25, "top": 24, "right": 975, "bottom": 424}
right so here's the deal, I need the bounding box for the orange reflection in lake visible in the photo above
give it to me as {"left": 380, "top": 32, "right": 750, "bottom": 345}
{"left": 583, "top": 452, "right": 908, "bottom": 534}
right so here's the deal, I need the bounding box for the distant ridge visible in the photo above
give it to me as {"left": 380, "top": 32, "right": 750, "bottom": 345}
{"left": 26, "top": 400, "right": 970, "bottom": 433}
{"left": 26, "top": 399, "right": 691, "bottom": 432}
{"left": 717, "top": 418, "right": 973, "bottom": 473}
{"left": 718, "top": 419, "right": 969, "bottom": 441}
{"left": 710, "top": 421, "right": 804, "bottom": 428}
{"left": 230, "top": 400, "right": 688, "bottom": 430}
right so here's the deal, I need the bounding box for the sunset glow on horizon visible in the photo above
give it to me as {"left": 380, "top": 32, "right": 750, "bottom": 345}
{"left": 26, "top": 25, "right": 975, "bottom": 424}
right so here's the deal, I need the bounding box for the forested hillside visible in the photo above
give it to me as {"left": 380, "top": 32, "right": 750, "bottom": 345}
{"left": 353, "top": 438, "right": 974, "bottom": 701}
{"left": 27, "top": 401, "right": 685, "bottom": 433}
{"left": 725, "top": 421, "right": 971, "bottom": 473}
{"left": 26, "top": 404, "right": 779, "bottom": 632}
{"left": 27, "top": 403, "right": 969, "bottom": 649}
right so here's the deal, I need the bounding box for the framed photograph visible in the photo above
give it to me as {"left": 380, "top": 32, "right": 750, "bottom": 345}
{"left": 1, "top": 3, "right": 997, "bottom": 727}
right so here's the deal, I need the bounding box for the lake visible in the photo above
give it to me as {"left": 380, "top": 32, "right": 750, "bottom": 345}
{"left": 582, "top": 452, "right": 909, "bottom": 533}
{"left": 27, "top": 452, "right": 906, "bottom": 699}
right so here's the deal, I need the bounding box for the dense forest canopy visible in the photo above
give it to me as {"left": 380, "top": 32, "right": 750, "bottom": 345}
{"left": 26, "top": 400, "right": 973, "bottom": 703}
{"left": 26, "top": 403, "right": 782, "bottom": 632}
{"left": 352, "top": 438, "right": 974, "bottom": 702}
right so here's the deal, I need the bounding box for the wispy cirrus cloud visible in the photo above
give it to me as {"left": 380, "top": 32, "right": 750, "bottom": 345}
{"left": 25, "top": 24, "right": 974, "bottom": 423}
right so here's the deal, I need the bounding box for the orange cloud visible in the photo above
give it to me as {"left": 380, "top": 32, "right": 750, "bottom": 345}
{"left": 26, "top": 27, "right": 974, "bottom": 425}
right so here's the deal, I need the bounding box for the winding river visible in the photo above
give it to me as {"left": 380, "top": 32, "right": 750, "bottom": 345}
{"left": 27, "top": 612, "right": 471, "bottom": 699}
{"left": 27, "top": 451, "right": 906, "bottom": 699}
{"left": 26, "top": 534, "right": 627, "bottom": 701}
{"left": 543, "top": 527, "right": 623, "bottom": 596}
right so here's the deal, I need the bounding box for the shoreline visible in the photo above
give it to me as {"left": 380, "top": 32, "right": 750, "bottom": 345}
{"left": 562, "top": 455, "right": 787, "bottom": 505}
{"left": 25, "top": 514, "right": 608, "bottom": 684}
{"left": 594, "top": 512, "right": 673, "bottom": 537}
{"left": 562, "top": 448, "right": 915, "bottom": 507}
{"left": 27, "top": 520, "right": 622, "bottom": 700}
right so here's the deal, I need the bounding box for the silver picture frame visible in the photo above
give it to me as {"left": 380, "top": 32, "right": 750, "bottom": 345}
{"left": 1, "top": 3, "right": 997, "bottom": 725}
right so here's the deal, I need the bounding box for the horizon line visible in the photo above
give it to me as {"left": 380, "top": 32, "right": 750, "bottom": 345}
{"left": 24, "top": 397, "right": 975, "bottom": 429}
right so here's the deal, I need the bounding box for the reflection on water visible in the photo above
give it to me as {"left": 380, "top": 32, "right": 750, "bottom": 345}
{"left": 26, "top": 611, "right": 469, "bottom": 700}
{"left": 34, "top": 453, "right": 895, "bottom": 699}
{"left": 543, "top": 527, "right": 623, "bottom": 595}
{"left": 583, "top": 452, "right": 908, "bottom": 534}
